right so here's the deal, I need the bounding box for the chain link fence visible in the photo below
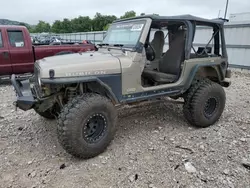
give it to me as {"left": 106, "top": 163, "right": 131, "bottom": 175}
{"left": 30, "top": 31, "right": 107, "bottom": 44}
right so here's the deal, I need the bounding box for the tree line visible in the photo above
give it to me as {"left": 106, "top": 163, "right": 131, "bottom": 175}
{"left": 26, "top": 11, "right": 145, "bottom": 33}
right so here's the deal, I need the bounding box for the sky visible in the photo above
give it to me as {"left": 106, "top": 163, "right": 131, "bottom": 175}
{"left": 1, "top": 0, "right": 250, "bottom": 24}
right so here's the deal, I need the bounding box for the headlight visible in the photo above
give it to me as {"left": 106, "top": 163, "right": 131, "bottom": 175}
{"left": 33, "top": 63, "right": 43, "bottom": 98}
{"left": 37, "top": 69, "right": 41, "bottom": 87}
{"left": 34, "top": 62, "right": 41, "bottom": 86}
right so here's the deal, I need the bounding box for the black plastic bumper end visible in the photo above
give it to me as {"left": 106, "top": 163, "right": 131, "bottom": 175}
{"left": 11, "top": 74, "right": 36, "bottom": 111}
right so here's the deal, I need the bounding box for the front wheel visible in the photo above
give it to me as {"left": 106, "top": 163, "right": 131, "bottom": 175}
{"left": 57, "top": 93, "right": 117, "bottom": 159}
{"left": 183, "top": 79, "right": 226, "bottom": 128}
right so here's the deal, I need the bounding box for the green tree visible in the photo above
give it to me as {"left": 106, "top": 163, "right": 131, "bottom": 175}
{"left": 71, "top": 16, "right": 92, "bottom": 32}
{"left": 61, "top": 18, "right": 72, "bottom": 33}
{"left": 51, "top": 20, "right": 63, "bottom": 33}
{"left": 34, "top": 21, "right": 51, "bottom": 33}
{"left": 102, "top": 15, "right": 116, "bottom": 30}
{"left": 120, "top": 11, "right": 136, "bottom": 19}
{"left": 51, "top": 19, "right": 73, "bottom": 33}
{"left": 31, "top": 10, "right": 138, "bottom": 33}
{"left": 103, "top": 24, "right": 110, "bottom": 31}
{"left": 92, "top": 13, "right": 117, "bottom": 31}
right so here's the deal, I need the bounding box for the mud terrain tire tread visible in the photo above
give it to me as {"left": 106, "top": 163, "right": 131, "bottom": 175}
{"left": 57, "top": 93, "right": 117, "bottom": 159}
{"left": 183, "top": 77, "right": 211, "bottom": 124}
{"left": 183, "top": 78, "right": 226, "bottom": 127}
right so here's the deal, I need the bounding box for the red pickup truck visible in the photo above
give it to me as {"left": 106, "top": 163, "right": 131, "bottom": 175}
{"left": 0, "top": 25, "right": 96, "bottom": 78}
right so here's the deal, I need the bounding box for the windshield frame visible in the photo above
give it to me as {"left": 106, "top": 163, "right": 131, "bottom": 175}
{"left": 101, "top": 19, "right": 147, "bottom": 49}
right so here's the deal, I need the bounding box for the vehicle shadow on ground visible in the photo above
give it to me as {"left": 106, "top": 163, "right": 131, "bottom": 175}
{"left": 17, "top": 98, "right": 191, "bottom": 160}
{"left": 118, "top": 99, "right": 184, "bottom": 120}
{"left": 115, "top": 99, "right": 190, "bottom": 134}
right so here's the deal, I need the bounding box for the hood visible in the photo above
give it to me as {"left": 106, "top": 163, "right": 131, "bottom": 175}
{"left": 37, "top": 50, "right": 123, "bottom": 78}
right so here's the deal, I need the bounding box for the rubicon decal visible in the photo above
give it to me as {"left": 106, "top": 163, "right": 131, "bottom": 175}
{"left": 65, "top": 70, "right": 106, "bottom": 76}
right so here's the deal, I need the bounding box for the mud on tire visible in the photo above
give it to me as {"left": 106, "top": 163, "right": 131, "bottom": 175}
{"left": 57, "top": 93, "right": 117, "bottom": 159}
{"left": 183, "top": 78, "right": 226, "bottom": 128}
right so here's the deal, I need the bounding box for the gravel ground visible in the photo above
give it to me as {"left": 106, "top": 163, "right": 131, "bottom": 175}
{"left": 0, "top": 70, "right": 250, "bottom": 188}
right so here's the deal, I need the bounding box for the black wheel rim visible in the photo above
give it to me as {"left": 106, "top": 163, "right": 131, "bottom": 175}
{"left": 82, "top": 113, "right": 107, "bottom": 143}
{"left": 204, "top": 97, "right": 218, "bottom": 118}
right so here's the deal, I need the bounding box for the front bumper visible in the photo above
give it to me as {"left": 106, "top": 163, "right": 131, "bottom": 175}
{"left": 11, "top": 74, "right": 36, "bottom": 111}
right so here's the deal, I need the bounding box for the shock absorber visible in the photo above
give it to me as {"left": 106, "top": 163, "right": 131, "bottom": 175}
{"left": 67, "top": 87, "right": 78, "bottom": 101}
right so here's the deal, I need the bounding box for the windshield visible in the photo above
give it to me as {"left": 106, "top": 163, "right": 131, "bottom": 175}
{"left": 102, "top": 20, "right": 146, "bottom": 48}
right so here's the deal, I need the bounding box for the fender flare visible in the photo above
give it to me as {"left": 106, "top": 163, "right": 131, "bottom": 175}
{"left": 41, "top": 76, "right": 119, "bottom": 104}
{"left": 86, "top": 78, "right": 119, "bottom": 104}
{"left": 184, "top": 63, "right": 222, "bottom": 91}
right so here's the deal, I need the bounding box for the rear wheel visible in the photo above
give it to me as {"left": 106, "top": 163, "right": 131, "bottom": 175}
{"left": 57, "top": 93, "right": 117, "bottom": 159}
{"left": 183, "top": 78, "right": 226, "bottom": 127}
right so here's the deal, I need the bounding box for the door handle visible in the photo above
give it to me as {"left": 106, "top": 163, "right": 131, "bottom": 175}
{"left": 2, "top": 51, "right": 9, "bottom": 59}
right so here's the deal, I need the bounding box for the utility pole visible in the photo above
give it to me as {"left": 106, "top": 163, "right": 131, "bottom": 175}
{"left": 224, "top": 0, "right": 229, "bottom": 19}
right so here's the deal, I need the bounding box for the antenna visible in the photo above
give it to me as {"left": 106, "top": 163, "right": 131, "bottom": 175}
{"left": 224, "top": 0, "right": 229, "bottom": 19}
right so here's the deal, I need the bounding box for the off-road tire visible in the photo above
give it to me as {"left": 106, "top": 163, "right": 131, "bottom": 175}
{"left": 57, "top": 93, "right": 117, "bottom": 159}
{"left": 183, "top": 77, "right": 209, "bottom": 124}
{"left": 34, "top": 104, "right": 60, "bottom": 120}
{"left": 183, "top": 78, "right": 226, "bottom": 127}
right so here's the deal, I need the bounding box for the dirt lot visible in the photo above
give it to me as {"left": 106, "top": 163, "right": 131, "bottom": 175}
{"left": 0, "top": 70, "right": 250, "bottom": 188}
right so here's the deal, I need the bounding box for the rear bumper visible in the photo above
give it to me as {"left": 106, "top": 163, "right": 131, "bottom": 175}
{"left": 221, "top": 69, "right": 232, "bottom": 87}
{"left": 225, "top": 69, "right": 232, "bottom": 78}
{"left": 11, "top": 74, "right": 36, "bottom": 111}
{"left": 220, "top": 78, "right": 231, "bottom": 87}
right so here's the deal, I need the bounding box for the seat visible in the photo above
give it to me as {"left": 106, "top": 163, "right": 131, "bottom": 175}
{"left": 146, "top": 30, "right": 165, "bottom": 70}
{"left": 142, "top": 29, "right": 186, "bottom": 84}
{"left": 150, "top": 30, "right": 165, "bottom": 60}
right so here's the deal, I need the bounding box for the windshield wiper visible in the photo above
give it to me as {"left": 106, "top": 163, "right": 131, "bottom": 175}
{"left": 98, "top": 43, "right": 109, "bottom": 47}
{"left": 113, "top": 44, "right": 124, "bottom": 47}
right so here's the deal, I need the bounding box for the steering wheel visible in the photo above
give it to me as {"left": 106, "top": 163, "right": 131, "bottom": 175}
{"left": 145, "top": 42, "right": 156, "bottom": 61}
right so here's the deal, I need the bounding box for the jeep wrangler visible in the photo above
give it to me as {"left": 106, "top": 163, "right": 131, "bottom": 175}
{"left": 11, "top": 14, "right": 231, "bottom": 159}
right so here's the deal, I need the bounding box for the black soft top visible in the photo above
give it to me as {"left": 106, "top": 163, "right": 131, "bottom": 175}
{"left": 114, "top": 14, "right": 227, "bottom": 25}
